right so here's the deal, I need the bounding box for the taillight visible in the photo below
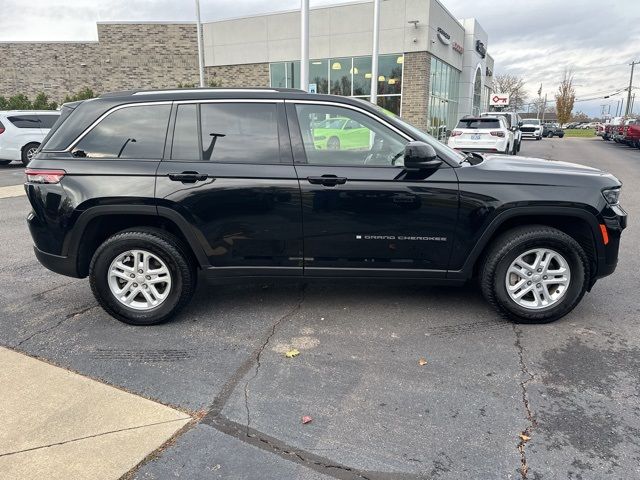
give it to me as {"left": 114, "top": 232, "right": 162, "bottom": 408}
{"left": 451, "top": 130, "right": 462, "bottom": 137}
{"left": 490, "top": 131, "right": 505, "bottom": 137}
{"left": 25, "top": 168, "right": 66, "bottom": 184}
{"left": 0, "top": 127, "right": 4, "bottom": 134}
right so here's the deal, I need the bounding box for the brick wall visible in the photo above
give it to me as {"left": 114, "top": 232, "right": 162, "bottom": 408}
{"left": 400, "top": 51, "right": 430, "bottom": 131}
{"left": 205, "top": 63, "right": 270, "bottom": 88}
{"left": 0, "top": 23, "right": 200, "bottom": 103}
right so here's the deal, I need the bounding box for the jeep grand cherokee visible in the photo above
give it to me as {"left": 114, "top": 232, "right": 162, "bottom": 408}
{"left": 25, "top": 88, "right": 627, "bottom": 325}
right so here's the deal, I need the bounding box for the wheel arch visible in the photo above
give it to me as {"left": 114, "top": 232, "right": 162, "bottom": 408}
{"left": 65, "top": 206, "right": 208, "bottom": 278}
{"left": 449, "top": 207, "right": 603, "bottom": 283}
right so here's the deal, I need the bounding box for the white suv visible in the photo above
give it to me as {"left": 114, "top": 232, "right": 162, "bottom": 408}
{"left": 0, "top": 111, "right": 61, "bottom": 166}
{"left": 520, "top": 118, "right": 543, "bottom": 140}
{"left": 480, "top": 111, "right": 522, "bottom": 153}
{"left": 448, "top": 116, "right": 515, "bottom": 154}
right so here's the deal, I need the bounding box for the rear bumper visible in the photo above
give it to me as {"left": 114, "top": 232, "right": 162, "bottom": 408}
{"left": 33, "top": 246, "right": 82, "bottom": 278}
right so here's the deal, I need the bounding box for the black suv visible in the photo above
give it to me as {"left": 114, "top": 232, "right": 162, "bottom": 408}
{"left": 25, "top": 88, "right": 626, "bottom": 325}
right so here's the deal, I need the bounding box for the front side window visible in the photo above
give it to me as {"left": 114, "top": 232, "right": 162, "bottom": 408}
{"left": 72, "top": 105, "right": 170, "bottom": 159}
{"left": 295, "top": 104, "right": 408, "bottom": 167}
{"left": 199, "top": 103, "right": 279, "bottom": 163}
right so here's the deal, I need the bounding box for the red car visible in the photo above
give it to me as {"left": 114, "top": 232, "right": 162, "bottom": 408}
{"left": 622, "top": 120, "right": 640, "bottom": 148}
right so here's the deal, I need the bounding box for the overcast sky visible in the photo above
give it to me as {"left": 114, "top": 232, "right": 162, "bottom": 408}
{"left": 1, "top": 0, "right": 638, "bottom": 117}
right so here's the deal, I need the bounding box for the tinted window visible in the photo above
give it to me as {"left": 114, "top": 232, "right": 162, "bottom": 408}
{"left": 72, "top": 105, "right": 170, "bottom": 159}
{"left": 199, "top": 103, "right": 279, "bottom": 163}
{"left": 457, "top": 118, "right": 501, "bottom": 129}
{"left": 171, "top": 104, "right": 199, "bottom": 160}
{"left": 295, "top": 104, "right": 407, "bottom": 167}
{"left": 37, "top": 114, "right": 60, "bottom": 129}
{"left": 8, "top": 115, "right": 41, "bottom": 128}
{"left": 522, "top": 119, "right": 540, "bottom": 125}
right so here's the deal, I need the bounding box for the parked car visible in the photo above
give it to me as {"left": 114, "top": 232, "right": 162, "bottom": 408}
{"left": 24, "top": 88, "right": 626, "bottom": 325}
{"left": 0, "top": 110, "right": 61, "bottom": 166}
{"left": 311, "top": 116, "right": 370, "bottom": 150}
{"left": 544, "top": 123, "right": 565, "bottom": 138}
{"left": 520, "top": 118, "right": 543, "bottom": 140}
{"left": 596, "top": 124, "right": 607, "bottom": 137}
{"left": 448, "top": 116, "right": 515, "bottom": 154}
{"left": 480, "top": 111, "right": 522, "bottom": 153}
{"left": 622, "top": 119, "right": 639, "bottom": 147}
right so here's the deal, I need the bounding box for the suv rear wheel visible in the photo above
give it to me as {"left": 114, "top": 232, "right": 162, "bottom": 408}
{"left": 480, "top": 226, "right": 589, "bottom": 323}
{"left": 89, "top": 229, "right": 196, "bottom": 325}
{"left": 22, "top": 142, "right": 40, "bottom": 166}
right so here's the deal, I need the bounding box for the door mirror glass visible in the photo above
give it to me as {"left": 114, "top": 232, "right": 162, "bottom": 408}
{"left": 403, "top": 141, "right": 441, "bottom": 170}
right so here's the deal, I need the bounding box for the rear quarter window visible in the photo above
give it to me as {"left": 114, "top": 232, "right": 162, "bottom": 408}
{"left": 7, "top": 115, "right": 41, "bottom": 128}
{"left": 457, "top": 119, "right": 501, "bottom": 129}
{"left": 71, "top": 104, "right": 171, "bottom": 159}
{"left": 37, "top": 114, "right": 60, "bottom": 129}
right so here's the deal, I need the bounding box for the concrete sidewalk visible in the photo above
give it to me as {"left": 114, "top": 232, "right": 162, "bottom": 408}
{"left": 0, "top": 347, "right": 191, "bottom": 480}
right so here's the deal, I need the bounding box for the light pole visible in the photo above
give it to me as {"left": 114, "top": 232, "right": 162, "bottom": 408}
{"left": 300, "top": 0, "right": 309, "bottom": 92}
{"left": 369, "top": 0, "right": 381, "bottom": 105}
{"left": 195, "top": 0, "right": 205, "bottom": 87}
{"left": 625, "top": 61, "right": 638, "bottom": 117}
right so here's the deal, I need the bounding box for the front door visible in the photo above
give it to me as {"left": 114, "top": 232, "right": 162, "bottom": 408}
{"left": 288, "top": 102, "right": 459, "bottom": 277}
{"left": 156, "top": 100, "right": 303, "bottom": 277}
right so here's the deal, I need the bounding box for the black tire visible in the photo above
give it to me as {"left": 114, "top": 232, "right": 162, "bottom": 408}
{"left": 21, "top": 142, "right": 40, "bottom": 166}
{"left": 480, "top": 226, "right": 589, "bottom": 324}
{"left": 558, "top": 133, "right": 564, "bottom": 138}
{"left": 547, "top": 132, "right": 553, "bottom": 138}
{"left": 535, "top": 136, "right": 541, "bottom": 141}
{"left": 89, "top": 229, "right": 197, "bottom": 325}
{"left": 327, "top": 136, "right": 340, "bottom": 150}
{"left": 0, "top": 160, "right": 11, "bottom": 166}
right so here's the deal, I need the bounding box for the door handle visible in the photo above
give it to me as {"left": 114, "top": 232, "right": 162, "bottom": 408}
{"left": 307, "top": 175, "right": 347, "bottom": 187}
{"left": 168, "top": 171, "right": 208, "bottom": 183}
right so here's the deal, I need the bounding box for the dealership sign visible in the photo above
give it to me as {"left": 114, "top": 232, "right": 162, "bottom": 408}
{"left": 490, "top": 93, "right": 510, "bottom": 106}
{"left": 452, "top": 42, "right": 463, "bottom": 54}
{"left": 476, "top": 40, "right": 487, "bottom": 58}
{"left": 436, "top": 27, "right": 451, "bottom": 45}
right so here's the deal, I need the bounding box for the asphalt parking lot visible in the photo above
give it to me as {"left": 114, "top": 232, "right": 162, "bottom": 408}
{"left": 1, "top": 137, "right": 639, "bottom": 479}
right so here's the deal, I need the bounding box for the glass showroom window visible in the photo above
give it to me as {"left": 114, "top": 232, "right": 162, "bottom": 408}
{"left": 428, "top": 56, "right": 460, "bottom": 141}
{"left": 472, "top": 67, "right": 482, "bottom": 116}
{"left": 269, "top": 54, "right": 403, "bottom": 115}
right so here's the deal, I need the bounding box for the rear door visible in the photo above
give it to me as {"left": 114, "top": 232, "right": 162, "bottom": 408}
{"left": 457, "top": 118, "right": 501, "bottom": 149}
{"left": 288, "top": 101, "right": 459, "bottom": 277}
{"left": 156, "top": 100, "right": 303, "bottom": 277}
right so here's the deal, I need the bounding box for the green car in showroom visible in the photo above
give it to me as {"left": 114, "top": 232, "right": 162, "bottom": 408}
{"left": 312, "top": 116, "right": 371, "bottom": 150}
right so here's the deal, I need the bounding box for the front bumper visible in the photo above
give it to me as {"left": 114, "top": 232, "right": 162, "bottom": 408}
{"left": 521, "top": 130, "right": 541, "bottom": 138}
{"left": 594, "top": 204, "right": 627, "bottom": 281}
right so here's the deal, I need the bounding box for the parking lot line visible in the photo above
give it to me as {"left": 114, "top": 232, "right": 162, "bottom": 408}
{"left": 0, "top": 185, "right": 25, "bottom": 199}
{"left": 0, "top": 347, "right": 191, "bottom": 479}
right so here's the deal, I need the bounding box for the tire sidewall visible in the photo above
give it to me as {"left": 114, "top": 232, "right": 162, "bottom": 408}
{"left": 91, "top": 236, "right": 185, "bottom": 325}
{"left": 493, "top": 236, "right": 586, "bottom": 321}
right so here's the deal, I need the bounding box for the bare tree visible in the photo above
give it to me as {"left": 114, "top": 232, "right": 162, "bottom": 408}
{"left": 492, "top": 74, "right": 527, "bottom": 111}
{"left": 555, "top": 72, "right": 576, "bottom": 125}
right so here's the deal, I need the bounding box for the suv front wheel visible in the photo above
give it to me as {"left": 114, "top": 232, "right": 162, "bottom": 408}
{"left": 90, "top": 229, "right": 196, "bottom": 325}
{"left": 480, "top": 226, "right": 589, "bottom": 323}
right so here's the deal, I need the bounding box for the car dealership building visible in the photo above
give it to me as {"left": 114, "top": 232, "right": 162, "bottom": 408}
{"left": 0, "top": 0, "right": 493, "bottom": 138}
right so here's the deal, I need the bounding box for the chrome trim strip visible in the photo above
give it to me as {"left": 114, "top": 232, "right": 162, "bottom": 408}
{"left": 285, "top": 99, "right": 413, "bottom": 141}
{"left": 64, "top": 101, "right": 173, "bottom": 152}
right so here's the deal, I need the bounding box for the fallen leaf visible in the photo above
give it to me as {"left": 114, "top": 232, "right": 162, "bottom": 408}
{"left": 285, "top": 348, "right": 300, "bottom": 358}
{"left": 418, "top": 357, "right": 428, "bottom": 366}
{"left": 302, "top": 415, "right": 313, "bottom": 424}
{"left": 519, "top": 433, "right": 531, "bottom": 442}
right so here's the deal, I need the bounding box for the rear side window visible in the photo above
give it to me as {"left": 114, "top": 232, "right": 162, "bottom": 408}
{"left": 171, "top": 105, "right": 199, "bottom": 160}
{"left": 37, "top": 114, "right": 60, "bottom": 129}
{"left": 72, "top": 105, "right": 170, "bottom": 159}
{"left": 457, "top": 118, "right": 501, "bottom": 129}
{"left": 200, "top": 103, "right": 279, "bottom": 163}
{"left": 7, "top": 115, "right": 41, "bottom": 128}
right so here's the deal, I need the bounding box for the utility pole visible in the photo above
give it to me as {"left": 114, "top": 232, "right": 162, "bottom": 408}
{"left": 625, "top": 61, "right": 638, "bottom": 117}
{"left": 195, "top": 0, "right": 205, "bottom": 87}
{"left": 541, "top": 93, "right": 547, "bottom": 124}
{"left": 300, "top": 0, "right": 309, "bottom": 92}
{"left": 370, "top": 0, "right": 381, "bottom": 105}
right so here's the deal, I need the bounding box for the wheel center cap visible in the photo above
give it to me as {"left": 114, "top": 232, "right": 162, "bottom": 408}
{"left": 533, "top": 274, "right": 541, "bottom": 282}
{"left": 137, "top": 275, "right": 145, "bottom": 284}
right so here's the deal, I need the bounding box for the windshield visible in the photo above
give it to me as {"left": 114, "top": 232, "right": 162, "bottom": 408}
{"left": 522, "top": 119, "right": 540, "bottom": 125}
{"left": 367, "top": 103, "right": 466, "bottom": 164}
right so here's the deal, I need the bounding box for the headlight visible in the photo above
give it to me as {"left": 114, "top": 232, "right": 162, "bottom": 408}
{"left": 602, "top": 187, "right": 621, "bottom": 205}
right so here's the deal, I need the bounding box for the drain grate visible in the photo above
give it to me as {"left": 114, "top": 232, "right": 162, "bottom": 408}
{"left": 90, "top": 348, "right": 193, "bottom": 362}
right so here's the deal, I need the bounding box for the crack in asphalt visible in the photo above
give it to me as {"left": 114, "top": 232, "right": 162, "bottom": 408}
{"left": 14, "top": 304, "right": 98, "bottom": 348}
{"left": 243, "top": 285, "right": 306, "bottom": 435}
{"left": 513, "top": 324, "right": 537, "bottom": 479}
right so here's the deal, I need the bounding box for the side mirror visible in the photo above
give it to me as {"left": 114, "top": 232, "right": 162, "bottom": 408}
{"left": 404, "top": 141, "right": 442, "bottom": 170}
{"left": 518, "top": 121, "right": 523, "bottom": 127}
